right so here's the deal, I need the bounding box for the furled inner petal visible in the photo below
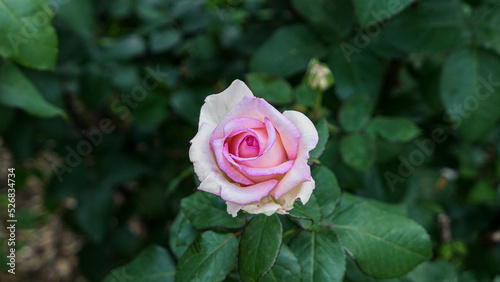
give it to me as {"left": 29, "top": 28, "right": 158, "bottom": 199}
{"left": 211, "top": 138, "right": 254, "bottom": 185}
{"left": 231, "top": 120, "right": 287, "bottom": 168}
{"left": 238, "top": 135, "right": 260, "bottom": 158}
{"left": 211, "top": 96, "right": 301, "bottom": 160}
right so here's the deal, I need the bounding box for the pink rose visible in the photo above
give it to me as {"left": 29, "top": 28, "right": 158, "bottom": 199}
{"left": 189, "top": 80, "right": 319, "bottom": 216}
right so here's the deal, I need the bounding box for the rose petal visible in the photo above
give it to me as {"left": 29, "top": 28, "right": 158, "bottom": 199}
{"left": 189, "top": 122, "right": 219, "bottom": 189}
{"left": 223, "top": 117, "right": 264, "bottom": 137}
{"left": 211, "top": 96, "right": 300, "bottom": 160}
{"left": 270, "top": 110, "right": 319, "bottom": 199}
{"left": 211, "top": 138, "right": 254, "bottom": 185}
{"left": 199, "top": 80, "right": 254, "bottom": 129}
{"left": 221, "top": 179, "right": 279, "bottom": 205}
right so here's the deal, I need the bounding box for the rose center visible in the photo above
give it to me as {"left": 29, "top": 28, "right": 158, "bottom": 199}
{"left": 245, "top": 136, "right": 255, "bottom": 147}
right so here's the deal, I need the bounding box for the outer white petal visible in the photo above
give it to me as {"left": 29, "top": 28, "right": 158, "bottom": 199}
{"left": 189, "top": 122, "right": 218, "bottom": 186}
{"left": 240, "top": 196, "right": 282, "bottom": 216}
{"left": 198, "top": 79, "right": 254, "bottom": 129}
{"left": 227, "top": 202, "right": 244, "bottom": 217}
{"left": 282, "top": 110, "right": 319, "bottom": 152}
{"left": 276, "top": 179, "right": 315, "bottom": 212}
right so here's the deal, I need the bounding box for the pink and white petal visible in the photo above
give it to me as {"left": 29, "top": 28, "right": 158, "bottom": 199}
{"left": 238, "top": 160, "right": 294, "bottom": 177}
{"left": 223, "top": 117, "right": 264, "bottom": 137}
{"left": 220, "top": 179, "right": 279, "bottom": 205}
{"left": 211, "top": 96, "right": 301, "bottom": 160}
{"left": 198, "top": 174, "right": 223, "bottom": 195}
{"left": 269, "top": 159, "right": 312, "bottom": 200}
{"left": 276, "top": 179, "right": 315, "bottom": 210}
{"left": 232, "top": 130, "right": 286, "bottom": 168}
{"left": 283, "top": 110, "right": 319, "bottom": 152}
{"left": 189, "top": 122, "right": 219, "bottom": 183}
{"left": 212, "top": 138, "right": 254, "bottom": 185}
{"left": 198, "top": 80, "right": 254, "bottom": 129}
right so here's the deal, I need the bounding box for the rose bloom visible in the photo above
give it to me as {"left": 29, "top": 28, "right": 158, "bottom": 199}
{"left": 189, "top": 80, "right": 318, "bottom": 217}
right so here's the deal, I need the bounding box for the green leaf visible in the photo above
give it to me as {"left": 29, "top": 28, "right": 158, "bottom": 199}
{"left": 169, "top": 212, "right": 200, "bottom": 259}
{"left": 180, "top": 192, "right": 245, "bottom": 229}
{"left": 150, "top": 30, "right": 182, "bottom": 54}
{"left": 329, "top": 48, "right": 385, "bottom": 101}
{"left": 74, "top": 185, "right": 113, "bottom": 242}
{"left": 383, "top": 0, "right": 469, "bottom": 54}
{"left": 440, "top": 47, "right": 500, "bottom": 141}
{"left": 0, "top": 64, "right": 63, "bottom": 117}
{"left": 367, "top": 117, "right": 421, "bottom": 142}
{"left": 340, "top": 133, "right": 375, "bottom": 171}
{"left": 250, "top": 25, "right": 327, "bottom": 77}
{"left": 239, "top": 214, "right": 283, "bottom": 281}
{"left": 103, "top": 245, "right": 175, "bottom": 282}
{"left": 338, "top": 192, "right": 407, "bottom": 216}
{"left": 289, "top": 195, "right": 322, "bottom": 231}
{"left": 176, "top": 231, "right": 238, "bottom": 282}
{"left": 352, "top": 0, "right": 416, "bottom": 27}
{"left": 472, "top": 4, "right": 500, "bottom": 55}
{"left": 331, "top": 201, "right": 432, "bottom": 278}
{"left": 294, "top": 83, "right": 317, "bottom": 107}
{"left": 58, "top": 0, "right": 94, "bottom": 37}
{"left": 339, "top": 94, "right": 374, "bottom": 131}
{"left": 309, "top": 118, "right": 329, "bottom": 159}
{"left": 290, "top": 230, "right": 346, "bottom": 282}
{"left": 0, "top": 0, "right": 58, "bottom": 70}
{"left": 312, "top": 166, "right": 341, "bottom": 218}
{"left": 291, "top": 0, "right": 354, "bottom": 40}
{"left": 0, "top": 104, "right": 14, "bottom": 133}
{"left": 102, "top": 34, "right": 146, "bottom": 61}
{"left": 246, "top": 73, "right": 293, "bottom": 104}
{"left": 261, "top": 244, "right": 301, "bottom": 282}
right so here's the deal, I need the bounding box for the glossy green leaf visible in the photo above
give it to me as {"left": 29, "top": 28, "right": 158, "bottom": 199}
{"left": 294, "top": 83, "right": 317, "bottom": 107}
{"left": 246, "top": 73, "right": 293, "bottom": 104}
{"left": 331, "top": 201, "right": 432, "bottom": 278}
{"left": 352, "top": 0, "right": 416, "bottom": 27}
{"left": 150, "top": 30, "right": 182, "bottom": 54}
{"left": 0, "top": 0, "right": 58, "bottom": 70}
{"left": 440, "top": 47, "right": 500, "bottom": 141}
{"left": 340, "top": 133, "right": 375, "bottom": 171}
{"left": 169, "top": 212, "right": 200, "bottom": 259}
{"left": 58, "top": 0, "right": 94, "bottom": 37}
{"left": 261, "top": 244, "right": 301, "bottom": 282}
{"left": 239, "top": 214, "right": 283, "bottom": 281}
{"left": 74, "top": 185, "right": 113, "bottom": 242}
{"left": 180, "top": 192, "right": 245, "bottom": 229}
{"left": 290, "top": 230, "right": 346, "bottom": 282}
{"left": 0, "top": 64, "right": 63, "bottom": 118}
{"left": 312, "top": 166, "right": 341, "bottom": 218}
{"left": 309, "top": 118, "right": 329, "bottom": 159}
{"left": 472, "top": 4, "right": 500, "bottom": 55}
{"left": 339, "top": 94, "right": 374, "bottom": 131}
{"left": 383, "top": 0, "right": 469, "bottom": 53}
{"left": 175, "top": 231, "right": 238, "bottom": 282}
{"left": 291, "top": 0, "right": 354, "bottom": 40}
{"left": 289, "top": 195, "right": 322, "bottom": 231}
{"left": 250, "top": 25, "right": 327, "bottom": 77}
{"left": 103, "top": 245, "right": 175, "bottom": 282}
{"left": 367, "top": 117, "right": 421, "bottom": 142}
{"left": 329, "top": 48, "right": 385, "bottom": 100}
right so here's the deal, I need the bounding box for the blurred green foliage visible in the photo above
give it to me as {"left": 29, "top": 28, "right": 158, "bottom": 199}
{"left": 1, "top": 0, "right": 500, "bottom": 281}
